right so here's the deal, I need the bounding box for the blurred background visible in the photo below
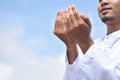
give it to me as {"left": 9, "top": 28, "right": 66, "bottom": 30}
{"left": 0, "top": 0, "right": 107, "bottom": 80}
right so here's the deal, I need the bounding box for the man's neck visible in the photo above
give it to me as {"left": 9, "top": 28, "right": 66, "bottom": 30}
{"left": 107, "top": 23, "right": 120, "bottom": 35}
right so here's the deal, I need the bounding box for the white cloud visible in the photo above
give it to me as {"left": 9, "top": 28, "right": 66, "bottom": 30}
{"left": 38, "top": 55, "right": 65, "bottom": 80}
{"left": 0, "top": 17, "right": 24, "bottom": 60}
{"left": 26, "top": 37, "right": 47, "bottom": 48}
{"left": 12, "top": 54, "right": 65, "bottom": 80}
{"left": 0, "top": 15, "right": 65, "bottom": 80}
{"left": 0, "top": 63, "right": 12, "bottom": 80}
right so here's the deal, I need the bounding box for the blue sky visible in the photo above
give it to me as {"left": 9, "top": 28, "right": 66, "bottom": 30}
{"left": 0, "top": 0, "right": 107, "bottom": 80}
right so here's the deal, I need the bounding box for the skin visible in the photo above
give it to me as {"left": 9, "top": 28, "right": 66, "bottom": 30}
{"left": 54, "top": 0, "right": 120, "bottom": 64}
{"left": 98, "top": 0, "right": 120, "bottom": 34}
{"left": 54, "top": 5, "right": 94, "bottom": 64}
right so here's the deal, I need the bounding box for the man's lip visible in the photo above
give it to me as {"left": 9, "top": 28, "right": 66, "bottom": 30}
{"left": 100, "top": 7, "right": 112, "bottom": 13}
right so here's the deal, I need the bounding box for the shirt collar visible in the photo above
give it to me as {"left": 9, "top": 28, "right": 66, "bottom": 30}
{"left": 107, "top": 30, "right": 120, "bottom": 38}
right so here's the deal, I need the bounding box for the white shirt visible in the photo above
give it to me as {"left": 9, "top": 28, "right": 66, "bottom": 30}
{"left": 64, "top": 30, "right": 120, "bottom": 80}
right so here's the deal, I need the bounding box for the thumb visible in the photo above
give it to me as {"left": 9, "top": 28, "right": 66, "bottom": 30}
{"left": 80, "top": 14, "right": 92, "bottom": 27}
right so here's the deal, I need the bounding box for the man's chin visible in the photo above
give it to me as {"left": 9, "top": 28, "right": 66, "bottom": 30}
{"left": 101, "top": 17, "right": 114, "bottom": 23}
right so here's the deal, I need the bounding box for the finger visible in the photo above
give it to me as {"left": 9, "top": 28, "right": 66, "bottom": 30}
{"left": 61, "top": 10, "right": 68, "bottom": 32}
{"left": 66, "top": 7, "right": 72, "bottom": 28}
{"left": 80, "top": 14, "right": 92, "bottom": 27}
{"left": 71, "top": 5, "right": 88, "bottom": 27}
{"left": 62, "top": 10, "right": 67, "bottom": 24}
{"left": 56, "top": 10, "right": 63, "bottom": 23}
{"left": 67, "top": 5, "right": 77, "bottom": 26}
{"left": 71, "top": 5, "right": 80, "bottom": 21}
{"left": 54, "top": 10, "right": 64, "bottom": 34}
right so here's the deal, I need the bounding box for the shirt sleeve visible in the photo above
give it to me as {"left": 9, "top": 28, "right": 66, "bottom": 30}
{"left": 63, "top": 53, "right": 83, "bottom": 80}
{"left": 63, "top": 42, "right": 99, "bottom": 80}
{"left": 63, "top": 45, "right": 86, "bottom": 80}
{"left": 63, "top": 37, "right": 120, "bottom": 80}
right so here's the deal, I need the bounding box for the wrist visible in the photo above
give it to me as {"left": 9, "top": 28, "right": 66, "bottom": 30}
{"left": 77, "top": 36, "right": 94, "bottom": 53}
{"left": 66, "top": 43, "right": 78, "bottom": 64}
{"left": 65, "top": 39, "right": 76, "bottom": 48}
{"left": 78, "top": 36, "right": 93, "bottom": 45}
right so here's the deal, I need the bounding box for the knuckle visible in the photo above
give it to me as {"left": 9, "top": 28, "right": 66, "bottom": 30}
{"left": 84, "top": 15, "right": 89, "bottom": 20}
{"left": 74, "top": 24, "right": 79, "bottom": 28}
{"left": 85, "top": 16, "right": 89, "bottom": 19}
{"left": 57, "top": 10, "right": 62, "bottom": 15}
{"left": 53, "top": 30, "right": 57, "bottom": 35}
{"left": 78, "top": 21, "right": 83, "bottom": 26}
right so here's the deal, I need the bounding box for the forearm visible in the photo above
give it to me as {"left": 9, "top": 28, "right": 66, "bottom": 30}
{"left": 66, "top": 43, "right": 78, "bottom": 64}
{"left": 78, "top": 36, "right": 94, "bottom": 54}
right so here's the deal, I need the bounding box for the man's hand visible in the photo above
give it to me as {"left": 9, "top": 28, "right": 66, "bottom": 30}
{"left": 54, "top": 9, "right": 78, "bottom": 64}
{"left": 54, "top": 10, "right": 75, "bottom": 47}
{"left": 65, "top": 5, "right": 94, "bottom": 53}
{"left": 54, "top": 5, "right": 94, "bottom": 64}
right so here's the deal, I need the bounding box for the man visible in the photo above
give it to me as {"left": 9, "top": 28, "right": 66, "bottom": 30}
{"left": 54, "top": 0, "right": 120, "bottom": 80}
